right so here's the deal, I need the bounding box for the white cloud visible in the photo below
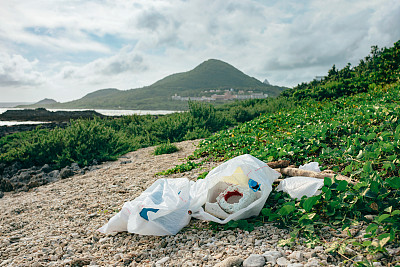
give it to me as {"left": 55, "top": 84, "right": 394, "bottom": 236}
{"left": 0, "top": 53, "right": 44, "bottom": 87}
{"left": 0, "top": 0, "right": 399, "bottom": 102}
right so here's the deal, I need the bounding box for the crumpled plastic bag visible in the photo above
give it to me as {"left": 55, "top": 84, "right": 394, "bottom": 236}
{"left": 98, "top": 178, "right": 192, "bottom": 236}
{"left": 299, "top": 162, "right": 321, "bottom": 172}
{"left": 98, "top": 154, "right": 281, "bottom": 236}
{"left": 190, "top": 154, "right": 281, "bottom": 224}
{"left": 276, "top": 176, "right": 324, "bottom": 199}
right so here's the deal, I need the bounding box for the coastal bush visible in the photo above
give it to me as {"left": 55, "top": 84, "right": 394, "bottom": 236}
{"left": 282, "top": 40, "right": 400, "bottom": 101}
{"left": 153, "top": 141, "right": 179, "bottom": 155}
{"left": 0, "top": 97, "right": 292, "bottom": 171}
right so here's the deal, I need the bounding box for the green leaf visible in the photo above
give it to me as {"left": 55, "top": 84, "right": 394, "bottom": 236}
{"left": 366, "top": 223, "right": 378, "bottom": 234}
{"left": 391, "top": 210, "right": 400, "bottom": 216}
{"left": 362, "top": 240, "right": 372, "bottom": 247}
{"left": 324, "top": 177, "right": 332, "bottom": 187}
{"left": 279, "top": 204, "right": 295, "bottom": 216}
{"left": 303, "top": 196, "right": 320, "bottom": 212}
{"left": 261, "top": 208, "right": 271, "bottom": 216}
{"left": 363, "top": 161, "right": 373, "bottom": 174}
{"left": 386, "top": 177, "right": 400, "bottom": 189}
{"left": 325, "top": 189, "right": 332, "bottom": 200}
{"left": 378, "top": 233, "right": 391, "bottom": 247}
{"left": 367, "top": 132, "right": 376, "bottom": 141}
{"left": 336, "top": 180, "right": 348, "bottom": 191}
{"left": 377, "top": 214, "right": 390, "bottom": 223}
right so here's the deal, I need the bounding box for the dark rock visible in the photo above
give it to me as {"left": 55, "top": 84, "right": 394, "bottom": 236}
{"left": 0, "top": 163, "right": 5, "bottom": 174}
{"left": 27, "top": 180, "right": 41, "bottom": 189}
{"left": 40, "top": 164, "right": 52, "bottom": 173}
{"left": 60, "top": 167, "right": 74, "bottom": 179}
{"left": 0, "top": 178, "right": 14, "bottom": 192}
{"left": 15, "top": 171, "right": 31, "bottom": 183}
{"left": 71, "top": 163, "right": 80, "bottom": 171}
{"left": 0, "top": 191, "right": 4, "bottom": 198}
{"left": 92, "top": 159, "right": 98, "bottom": 165}
{"left": 0, "top": 108, "right": 106, "bottom": 122}
{"left": 0, "top": 122, "right": 70, "bottom": 137}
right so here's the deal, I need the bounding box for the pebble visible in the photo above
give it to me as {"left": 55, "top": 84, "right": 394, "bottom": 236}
{"left": 214, "top": 256, "right": 244, "bottom": 267}
{"left": 263, "top": 250, "right": 282, "bottom": 265}
{"left": 287, "top": 251, "right": 303, "bottom": 262}
{"left": 304, "top": 257, "right": 320, "bottom": 267}
{"left": 156, "top": 256, "right": 170, "bottom": 265}
{"left": 276, "top": 257, "right": 289, "bottom": 266}
{"left": 243, "top": 254, "right": 265, "bottom": 267}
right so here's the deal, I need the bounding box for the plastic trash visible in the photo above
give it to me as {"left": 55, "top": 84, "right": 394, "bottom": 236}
{"left": 276, "top": 176, "right": 324, "bottom": 199}
{"left": 299, "top": 162, "right": 321, "bottom": 172}
{"left": 189, "top": 154, "right": 281, "bottom": 224}
{"left": 98, "top": 154, "right": 281, "bottom": 236}
{"left": 98, "top": 178, "right": 192, "bottom": 236}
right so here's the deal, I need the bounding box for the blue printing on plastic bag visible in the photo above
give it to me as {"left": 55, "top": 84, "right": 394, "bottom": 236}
{"left": 248, "top": 179, "right": 261, "bottom": 192}
{"left": 139, "top": 208, "right": 160, "bottom": 221}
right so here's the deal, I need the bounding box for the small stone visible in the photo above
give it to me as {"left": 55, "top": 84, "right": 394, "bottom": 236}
{"left": 288, "top": 251, "right": 303, "bottom": 262}
{"left": 288, "top": 264, "right": 304, "bottom": 267}
{"left": 214, "top": 256, "right": 244, "bottom": 267}
{"left": 215, "top": 252, "right": 226, "bottom": 259}
{"left": 156, "top": 256, "right": 170, "bottom": 265}
{"left": 227, "top": 235, "right": 236, "bottom": 243}
{"left": 373, "top": 262, "right": 383, "bottom": 267}
{"left": 263, "top": 251, "right": 282, "bottom": 265}
{"left": 304, "top": 257, "right": 319, "bottom": 267}
{"left": 60, "top": 167, "right": 74, "bottom": 179}
{"left": 276, "top": 257, "right": 289, "bottom": 266}
{"left": 159, "top": 240, "right": 168, "bottom": 248}
{"left": 50, "top": 255, "right": 58, "bottom": 261}
{"left": 254, "top": 239, "right": 262, "bottom": 246}
{"left": 344, "top": 246, "right": 357, "bottom": 256}
{"left": 314, "top": 246, "right": 324, "bottom": 252}
{"left": 316, "top": 253, "right": 327, "bottom": 260}
{"left": 243, "top": 254, "right": 265, "bottom": 267}
{"left": 303, "top": 251, "right": 316, "bottom": 259}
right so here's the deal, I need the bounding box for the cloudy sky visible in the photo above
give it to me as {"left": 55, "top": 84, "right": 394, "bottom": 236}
{"left": 0, "top": 0, "right": 399, "bottom": 102}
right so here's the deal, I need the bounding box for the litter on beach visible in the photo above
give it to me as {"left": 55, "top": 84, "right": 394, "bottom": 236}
{"left": 98, "top": 155, "right": 333, "bottom": 236}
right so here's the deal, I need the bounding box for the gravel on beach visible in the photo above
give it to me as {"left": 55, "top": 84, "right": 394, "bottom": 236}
{"left": 0, "top": 139, "right": 394, "bottom": 266}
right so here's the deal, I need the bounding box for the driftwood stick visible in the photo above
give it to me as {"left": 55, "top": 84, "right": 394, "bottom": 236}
{"left": 274, "top": 167, "right": 355, "bottom": 184}
{"left": 266, "top": 160, "right": 290, "bottom": 169}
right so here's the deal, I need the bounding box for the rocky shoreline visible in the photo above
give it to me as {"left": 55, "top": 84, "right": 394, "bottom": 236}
{"left": 0, "top": 122, "right": 70, "bottom": 137}
{"left": 0, "top": 160, "right": 101, "bottom": 198}
{"left": 0, "top": 140, "right": 396, "bottom": 266}
{"left": 0, "top": 108, "right": 106, "bottom": 122}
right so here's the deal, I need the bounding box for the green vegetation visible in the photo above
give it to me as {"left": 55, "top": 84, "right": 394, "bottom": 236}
{"left": 164, "top": 41, "right": 400, "bottom": 265}
{"left": 20, "top": 59, "right": 287, "bottom": 110}
{"left": 0, "top": 98, "right": 289, "bottom": 171}
{"left": 282, "top": 41, "right": 400, "bottom": 101}
{"left": 153, "top": 141, "right": 179, "bottom": 155}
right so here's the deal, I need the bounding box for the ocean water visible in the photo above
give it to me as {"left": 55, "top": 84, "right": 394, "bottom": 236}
{"left": 0, "top": 108, "right": 178, "bottom": 126}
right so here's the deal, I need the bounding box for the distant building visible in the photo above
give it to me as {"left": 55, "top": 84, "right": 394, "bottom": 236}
{"left": 263, "top": 79, "right": 270, "bottom": 85}
{"left": 314, "top": 76, "right": 324, "bottom": 81}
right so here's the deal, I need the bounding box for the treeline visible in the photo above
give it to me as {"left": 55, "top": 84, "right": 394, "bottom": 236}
{"left": 281, "top": 40, "right": 400, "bottom": 100}
{"left": 0, "top": 98, "right": 294, "bottom": 170}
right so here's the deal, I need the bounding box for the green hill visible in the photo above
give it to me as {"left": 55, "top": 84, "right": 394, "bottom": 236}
{"left": 31, "top": 59, "right": 287, "bottom": 110}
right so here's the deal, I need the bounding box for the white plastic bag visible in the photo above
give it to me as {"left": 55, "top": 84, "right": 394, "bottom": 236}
{"left": 99, "top": 154, "right": 281, "bottom": 236}
{"left": 276, "top": 176, "right": 324, "bottom": 199}
{"left": 299, "top": 162, "right": 321, "bottom": 172}
{"left": 189, "top": 154, "right": 281, "bottom": 224}
{"left": 98, "top": 178, "right": 191, "bottom": 236}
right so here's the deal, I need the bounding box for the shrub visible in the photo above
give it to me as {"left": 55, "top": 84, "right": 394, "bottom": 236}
{"left": 153, "top": 141, "right": 179, "bottom": 155}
